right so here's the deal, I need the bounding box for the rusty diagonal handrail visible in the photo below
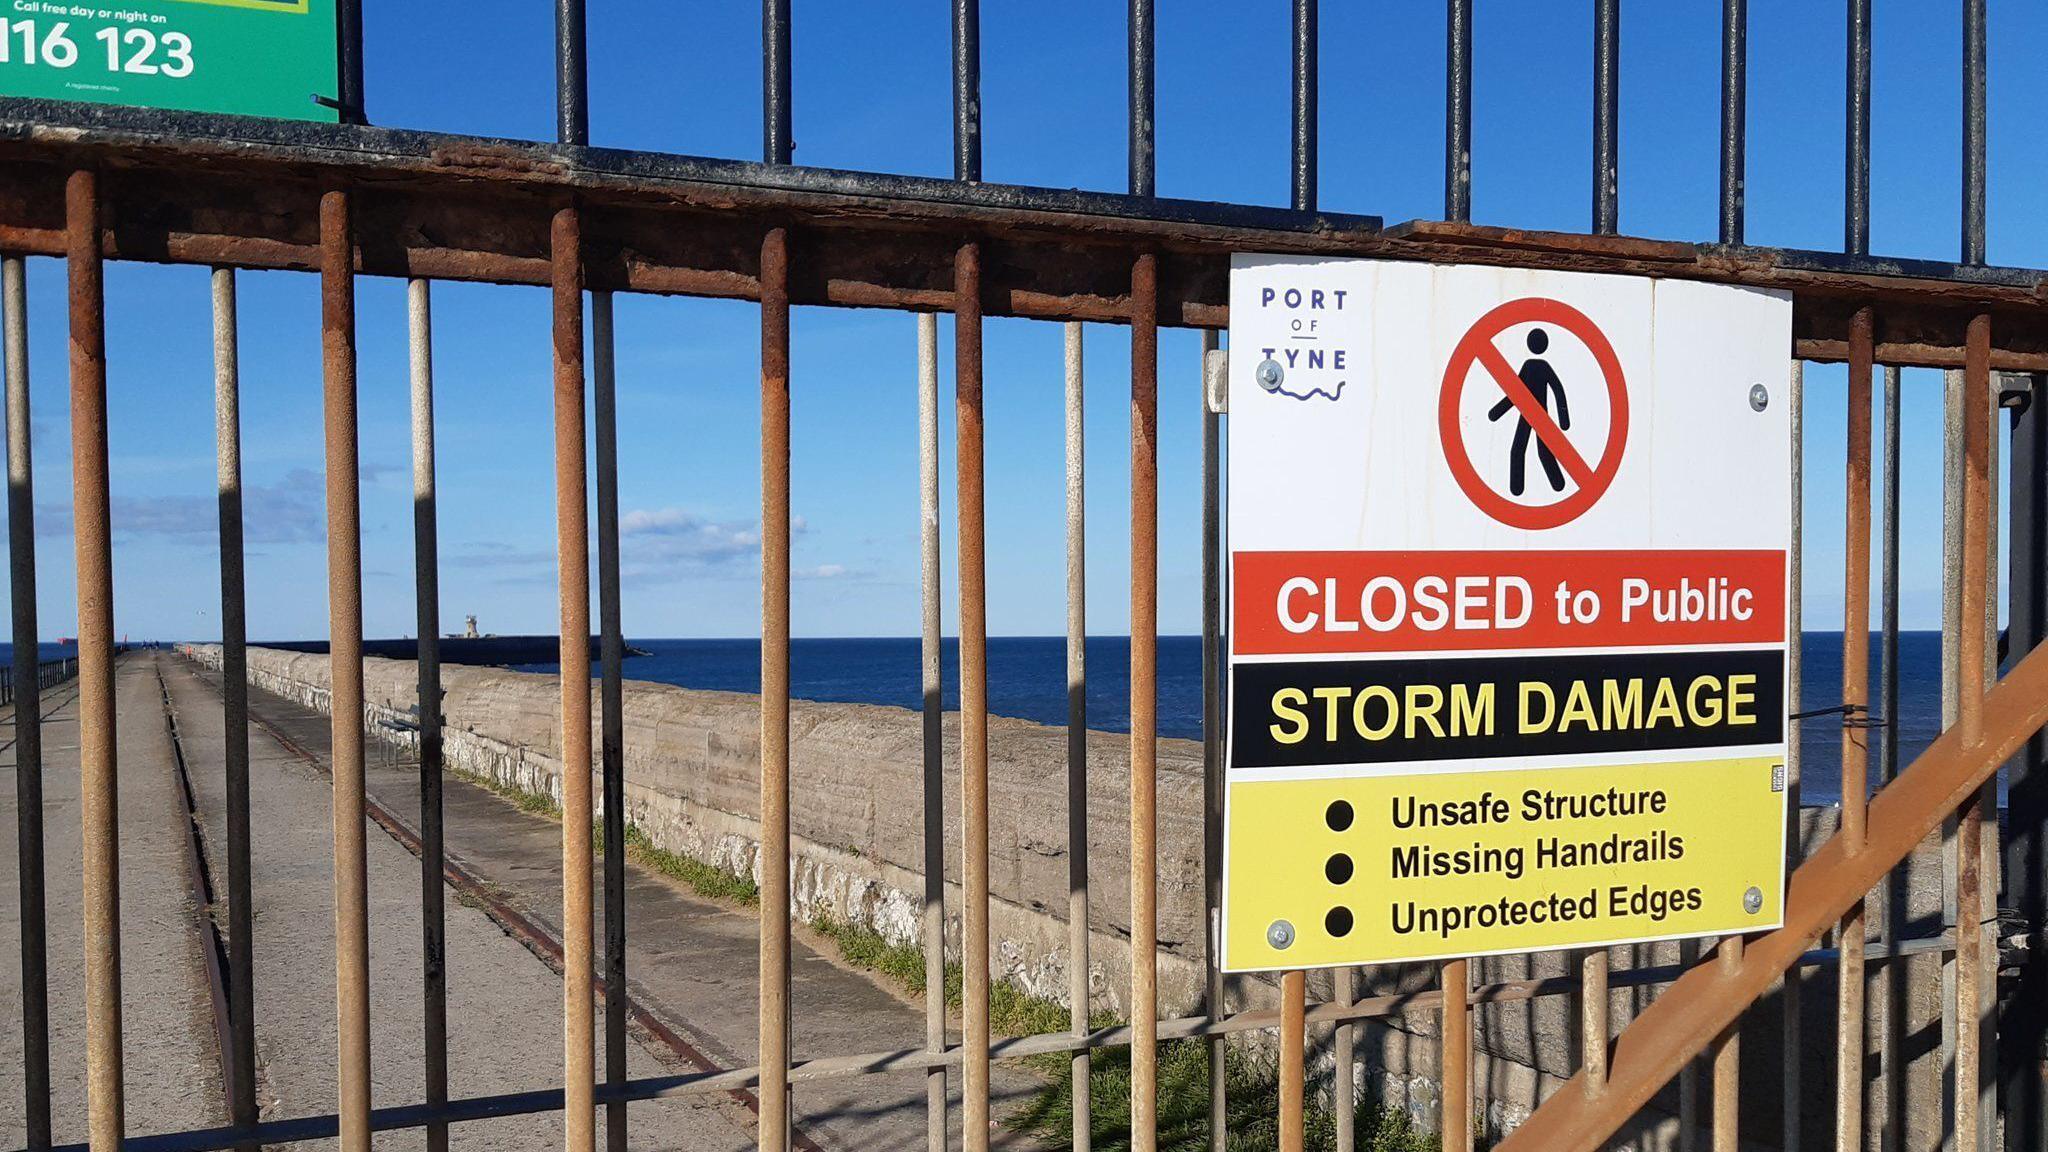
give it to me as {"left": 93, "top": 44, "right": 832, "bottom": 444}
{"left": 1498, "top": 632, "right": 2048, "bottom": 1151}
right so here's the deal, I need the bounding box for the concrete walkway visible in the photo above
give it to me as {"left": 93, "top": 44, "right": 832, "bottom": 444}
{"left": 171, "top": 654, "right": 1041, "bottom": 1152}
{"left": 163, "top": 650, "right": 760, "bottom": 1152}
{"left": 1, "top": 655, "right": 224, "bottom": 1147}
{"left": 2, "top": 651, "right": 1047, "bottom": 1151}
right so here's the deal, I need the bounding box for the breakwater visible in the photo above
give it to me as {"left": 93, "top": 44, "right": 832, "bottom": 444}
{"left": 177, "top": 643, "right": 1976, "bottom": 1149}
{"left": 257, "top": 635, "right": 640, "bottom": 667}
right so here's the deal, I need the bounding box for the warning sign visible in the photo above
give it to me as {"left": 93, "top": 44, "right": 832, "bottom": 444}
{"left": 1222, "top": 257, "right": 1793, "bottom": 971}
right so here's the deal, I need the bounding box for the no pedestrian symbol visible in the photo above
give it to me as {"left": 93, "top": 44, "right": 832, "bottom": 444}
{"left": 1437, "top": 297, "right": 1630, "bottom": 530}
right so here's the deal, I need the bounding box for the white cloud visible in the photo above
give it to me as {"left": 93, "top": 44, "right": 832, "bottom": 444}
{"left": 38, "top": 468, "right": 326, "bottom": 545}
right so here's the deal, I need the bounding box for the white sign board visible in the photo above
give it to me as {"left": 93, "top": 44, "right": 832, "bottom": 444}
{"left": 1222, "top": 255, "right": 1794, "bottom": 972}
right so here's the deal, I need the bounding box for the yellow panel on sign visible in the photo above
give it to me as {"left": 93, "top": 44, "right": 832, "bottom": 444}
{"left": 1222, "top": 756, "right": 1785, "bottom": 971}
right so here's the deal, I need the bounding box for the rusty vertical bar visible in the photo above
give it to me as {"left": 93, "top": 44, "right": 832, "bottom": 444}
{"left": 1960, "top": 10, "right": 1995, "bottom": 1147}
{"left": 1718, "top": 0, "right": 1746, "bottom": 245}
{"left": 1445, "top": 0, "right": 1472, "bottom": 221}
{"left": 954, "top": 240, "right": 991, "bottom": 1152}
{"left": 1977, "top": 392, "right": 2000, "bottom": 1152}
{"left": 917, "top": 311, "right": 947, "bottom": 1152}
{"left": 70, "top": 168, "right": 123, "bottom": 1152}
{"left": 1954, "top": 313, "right": 1990, "bottom": 1152}
{"left": 4, "top": 251, "right": 50, "bottom": 1152}
{"left": 1835, "top": 305, "right": 1874, "bottom": 1152}
{"left": 551, "top": 6, "right": 601, "bottom": 1138}
{"left": 407, "top": 276, "right": 449, "bottom": 1152}
{"left": 319, "top": 187, "right": 370, "bottom": 1152}
{"left": 1591, "top": 0, "right": 1619, "bottom": 234}
{"left": 1200, "top": 328, "right": 1226, "bottom": 1152}
{"left": 592, "top": 289, "right": 627, "bottom": 1152}
{"left": 1279, "top": 969, "right": 1306, "bottom": 1152}
{"left": 211, "top": 266, "right": 258, "bottom": 1145}
{"left": 1129, "top": 251, "right": 1159, "bottom": 1152}
{"left": 1065, "top": 319, "right": 1092, "bottom": 1152}
{"left": 552, "top": 205, "right": 595, "bottom": 1152}
{"left": 758, "top": 226, "right": 793, "bottom": 1152}
{"left": 552, "top": 0, "right": 623, "bottom": 1136}
{"left": 1783, "top": 359, "right": 1804, "bottom": 1152}
{"left": 1712, "top": 936, "right": 1744, "bottom": 1152}
{"left": 1443, "top": 959, "right": 1470, "bottom": 1152}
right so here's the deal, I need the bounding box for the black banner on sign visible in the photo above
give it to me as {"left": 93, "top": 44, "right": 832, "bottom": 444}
{"left": 1230, "top": 648, "right": 1785, "bottom": 769}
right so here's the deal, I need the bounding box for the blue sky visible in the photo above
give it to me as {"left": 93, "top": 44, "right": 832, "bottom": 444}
{"left": 5, "top": 0, "right": 2043, "bottom": 641}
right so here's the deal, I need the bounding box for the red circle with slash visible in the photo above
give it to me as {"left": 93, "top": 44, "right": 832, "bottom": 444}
{"left": 1438, "top": 297, "right": 1630, "bottom": 530}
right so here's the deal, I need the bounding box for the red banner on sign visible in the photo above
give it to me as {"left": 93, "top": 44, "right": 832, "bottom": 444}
{"left": 1233, "top": 550, "right": 1786, "bottom": 656}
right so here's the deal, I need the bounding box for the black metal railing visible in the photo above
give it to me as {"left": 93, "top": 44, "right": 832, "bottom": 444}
{"left": 0, "top": 4, "right": 2040, "bottom": 1152}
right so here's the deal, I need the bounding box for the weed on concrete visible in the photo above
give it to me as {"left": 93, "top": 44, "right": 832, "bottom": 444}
{"left": 449, "top": 763, "right": 760, "bottom": 907}
{"left": 807, "top": 917, "right": 1442, "bottom": 1152}
{"left": 620, "top": 823, "right": 759, "bottom": 906}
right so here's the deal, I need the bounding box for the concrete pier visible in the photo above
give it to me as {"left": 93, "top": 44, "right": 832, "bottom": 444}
{"left": 175, "top": 643, "right": 1978, "bottom": 1151}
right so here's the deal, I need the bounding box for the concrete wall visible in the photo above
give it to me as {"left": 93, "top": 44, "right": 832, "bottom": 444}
{"left": 181, "top": 644, "right": 1975, "bottom": 1150}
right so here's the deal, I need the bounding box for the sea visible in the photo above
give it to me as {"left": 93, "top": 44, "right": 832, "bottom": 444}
{"left": 0, "top": 642, "right": 89, "bottom": 666}
{"left": 512, "top": 631, "right": 1974, "bottom": 807}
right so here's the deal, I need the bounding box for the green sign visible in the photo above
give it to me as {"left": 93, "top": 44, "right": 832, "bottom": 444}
{"left": 0, "top": 0, "right": 339, "bottom": 123}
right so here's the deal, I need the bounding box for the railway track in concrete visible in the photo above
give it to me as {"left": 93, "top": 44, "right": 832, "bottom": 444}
{"left": 229, "top": 688, "right": 829, "bottom": 1152}
{"left": 158, "top": 652, "right": 843, "bottom": 1152}
{"left": 13, "top": 652, "right": 998, "bottom": 1152}
{"left": 13, "top": 650, "right": 762, "bottom": 1152}
{"left": 153, "top": 665, "right": 245, "bottom": 1140}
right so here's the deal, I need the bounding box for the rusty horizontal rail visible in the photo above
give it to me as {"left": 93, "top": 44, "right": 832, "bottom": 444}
{"left": 3, "top": 102, "right": 2047, "bottom": 365}
{"left": 5, "top": 3, "right": 2034, "bottom": 1149}
{"left": 9, "top": 913, "right": 1961, "bottom": 1152}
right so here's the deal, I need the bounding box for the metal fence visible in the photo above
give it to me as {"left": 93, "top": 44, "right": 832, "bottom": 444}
{"left": 2, "top": 2, "right": 2046, "bottom": 1152}
{"left": 0, "top": 658, "right": 77, "bottom": 710}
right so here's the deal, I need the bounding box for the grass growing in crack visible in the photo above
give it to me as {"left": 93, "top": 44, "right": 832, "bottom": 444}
{"left": 445, "top": 762, "right": 759, "bottom": 906}
{"left": 810, "top": 915, "right": 1109, "bottom": 1044}
{"left": 1009, "top": 1038, "right": 1444, "bottom": 1152}
{"left": 619, "top": 823, "right": 759, "bottom": 905}
{"left": 808, "top": 917, "right": 1446, "bottom": 1152}
{"left": 450, "top": 764, "right": 564, "bottom": 819}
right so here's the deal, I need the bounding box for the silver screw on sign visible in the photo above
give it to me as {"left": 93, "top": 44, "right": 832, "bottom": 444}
{"left": 1748, "top": 383, "right": 1770, "bottom": 412}
{"left": 1267, "top": 920, "right": 1296, "bottom": 950}
{"left": 1744, "top": 886, "right": 1764, "bottom": 914}
{"left": 1257, "top": 359, "right": 1285, "bottom": 392}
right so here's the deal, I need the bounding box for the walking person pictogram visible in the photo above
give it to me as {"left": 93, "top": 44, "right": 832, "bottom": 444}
{"left": 1487, "top": 328, "right": 1571, "bottom": 496}
{"left": 1439, "top": 297, "right": 1627, "bottom": 530}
